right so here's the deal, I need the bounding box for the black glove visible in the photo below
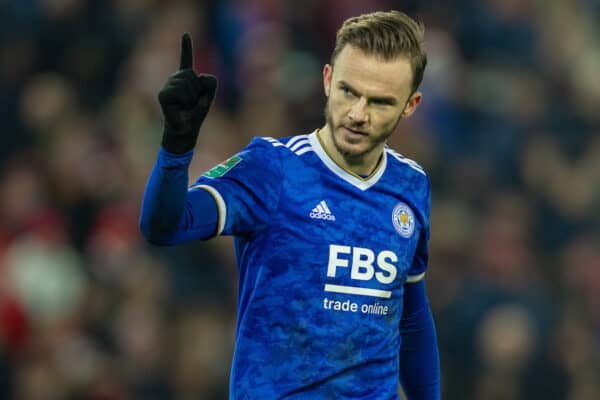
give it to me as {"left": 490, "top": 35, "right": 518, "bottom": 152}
{"left": 158, "top": 33, "right": 218, "bottom": 154}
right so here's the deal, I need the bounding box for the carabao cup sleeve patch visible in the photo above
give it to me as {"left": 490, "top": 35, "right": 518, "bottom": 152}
{"left": 202, "top": 155, "right": 242, "bottom": 178}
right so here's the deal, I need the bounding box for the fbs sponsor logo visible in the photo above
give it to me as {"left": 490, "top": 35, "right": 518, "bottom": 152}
{"left": 310, "top": 200, "right": 336, "bottom": 221}
{"left": 324, "top": 244, "right": 399, "bottom": 299}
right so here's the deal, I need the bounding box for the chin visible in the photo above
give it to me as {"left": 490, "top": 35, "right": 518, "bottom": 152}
{"left": 333, "top": 139, "right": 370, "bottom": 159}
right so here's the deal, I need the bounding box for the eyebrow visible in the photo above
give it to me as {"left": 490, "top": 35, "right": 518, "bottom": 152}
{"left": 338, "top": 80, "right": 398, "bottom": 105}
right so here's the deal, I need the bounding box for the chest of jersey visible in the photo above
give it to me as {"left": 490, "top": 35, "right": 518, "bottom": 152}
{"left": 266, "top": 156, "right": 423, "bottom": 299}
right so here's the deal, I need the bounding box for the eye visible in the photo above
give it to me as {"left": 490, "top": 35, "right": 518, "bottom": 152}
{"left": 370, "top": 97, "right": 396, "bottom": 108}
{"left": 371, "top": 99, "right": 389, "bottom": 106}
{"left": 341, "top": 86, "right": 355, "bottom": 98}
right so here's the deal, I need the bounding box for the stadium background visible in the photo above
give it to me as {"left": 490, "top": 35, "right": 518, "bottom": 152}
{"left": 1, "top": 0, "right": 599, "bottom": 398}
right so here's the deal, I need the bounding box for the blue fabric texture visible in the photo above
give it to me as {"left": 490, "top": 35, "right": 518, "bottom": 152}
{"left": 139, "top": 147, "right": 219, "bottom": 245}
{"left": 140, "top": 132, "right": 440, "bottom": 399}
{"left": 400, "top": 280, "right": 441, "bottom": 399}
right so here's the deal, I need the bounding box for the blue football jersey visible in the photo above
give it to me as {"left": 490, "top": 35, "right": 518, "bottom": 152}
{"left": 189, "top": 131, "right": 431, "bottom": 399}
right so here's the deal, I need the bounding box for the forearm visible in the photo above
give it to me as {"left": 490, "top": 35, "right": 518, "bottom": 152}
{"left": 139, "top": 148, "right": 192, "bottom": 244}
{"left": 139, "top": 148, "right": 218, "bottom": 245}
{"left": 399, "top": 281, "right": 441, "bottom": 400}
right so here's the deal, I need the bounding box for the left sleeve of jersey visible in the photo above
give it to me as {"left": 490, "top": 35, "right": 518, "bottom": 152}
{"left": 398, "top": 280, "right": 441, "bottom": 399}
{"left": 189, "top": 137, "right": 283, "bottom": 237}
{"left": 406, "top": 175, "right": 431, "bottom": 283}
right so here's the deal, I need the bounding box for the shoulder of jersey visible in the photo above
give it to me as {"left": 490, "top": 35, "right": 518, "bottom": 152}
{"left": 384, "top": 147, "right": 427, "bottom": 177}
{"left": 255, "top": 136, "right": 426, "bottom": 176}
{"left": 258, "top": 135, "right": 314, "bottom": 157}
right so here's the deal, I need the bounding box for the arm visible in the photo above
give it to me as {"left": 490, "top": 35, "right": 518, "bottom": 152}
{"left": 399, "top": 280, "right": 441, "bottom": 400}
{"left": 138, "top": 33, "right": 219, "bottom": 245}
{"left": 139, "top": 148, "right": 219, "bottom": 245}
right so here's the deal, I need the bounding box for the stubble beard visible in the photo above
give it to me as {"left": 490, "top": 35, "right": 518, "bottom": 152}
{"left": 324, "top": 99, "right": 400, "bottom": 162}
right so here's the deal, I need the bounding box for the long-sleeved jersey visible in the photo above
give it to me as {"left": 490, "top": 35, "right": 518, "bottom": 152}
{"left": 141, "top": 131, "right": 438, "bottom": 399}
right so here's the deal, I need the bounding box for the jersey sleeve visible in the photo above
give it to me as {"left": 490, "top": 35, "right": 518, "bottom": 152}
{"left": 189, "top": 137, "right": 283, "bottom": 237}
{"left": 406, "top": 175, "right": 431, "bottom": 283}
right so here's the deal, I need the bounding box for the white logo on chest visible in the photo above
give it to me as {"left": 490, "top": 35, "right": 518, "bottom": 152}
{"left": 324, "top": 245, "right": 398, "bottom": 298}
{"left": 309, "top": 200, "right": 336, "bottom": 221}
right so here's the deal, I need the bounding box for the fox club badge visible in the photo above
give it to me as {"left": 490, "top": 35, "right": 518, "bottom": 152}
{"left": 392, "top": 202, "right": 415, "bottom": 238}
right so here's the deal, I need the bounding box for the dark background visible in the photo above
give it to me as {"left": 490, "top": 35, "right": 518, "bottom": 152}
{"left": 1, "top": 0, "right": 599, "bottom": 399}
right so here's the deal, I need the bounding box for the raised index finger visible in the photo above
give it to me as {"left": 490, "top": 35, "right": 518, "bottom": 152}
{"left": 179, "top": 33, "right": 193, "bottom": 70}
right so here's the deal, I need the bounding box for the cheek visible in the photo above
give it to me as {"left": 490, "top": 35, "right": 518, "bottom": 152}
{"left": 377, "top": 110, "right": 403, "bottom": 128}
{"left": 328, "top": 96, "right": 347, "bottom": 117}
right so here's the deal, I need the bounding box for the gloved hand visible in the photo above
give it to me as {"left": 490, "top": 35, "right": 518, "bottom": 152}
{"left": 158, "top": 33, "right": 218, "bottom": 154}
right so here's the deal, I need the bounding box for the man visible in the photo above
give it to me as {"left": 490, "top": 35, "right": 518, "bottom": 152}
{"left": 140, "top": 10, "right": 441, "bottom": 399}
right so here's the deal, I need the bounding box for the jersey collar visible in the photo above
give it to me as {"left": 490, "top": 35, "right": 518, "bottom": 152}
{"left": 308, "top": 130, "right": 387, "bottom": 191}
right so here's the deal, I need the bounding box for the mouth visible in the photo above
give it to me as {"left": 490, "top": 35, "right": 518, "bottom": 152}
{"left": 342, "top": 126, "right": 368, "bottom": 138}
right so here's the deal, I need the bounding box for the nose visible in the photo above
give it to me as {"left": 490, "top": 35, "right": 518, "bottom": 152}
{"left": 348, "top": 97, "right": 368, "bottom": 123}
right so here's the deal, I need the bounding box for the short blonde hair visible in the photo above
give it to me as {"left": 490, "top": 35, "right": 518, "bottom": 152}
{"left": 331, "top": 10, "right": 427, "bottom": 93}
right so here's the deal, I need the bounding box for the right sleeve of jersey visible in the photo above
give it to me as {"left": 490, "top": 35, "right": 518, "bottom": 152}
{"left": 406, "top": 175, "right": 431, "bottom": 284}
{"left": 189, "top": 137, "right": 283, "bottom": 237}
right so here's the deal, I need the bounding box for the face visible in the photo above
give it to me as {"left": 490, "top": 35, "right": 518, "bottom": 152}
{"left": 322, "top": 45, "right": 421, "bottom": 168}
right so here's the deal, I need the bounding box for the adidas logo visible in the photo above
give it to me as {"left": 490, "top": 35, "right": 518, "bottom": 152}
{"left": 310, "top": 200, "right": 336, "bottom": 221}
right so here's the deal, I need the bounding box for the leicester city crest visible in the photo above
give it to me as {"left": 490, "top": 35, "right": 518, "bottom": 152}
{"left": 392, "top": 202, "right": 415, "bottom": 238}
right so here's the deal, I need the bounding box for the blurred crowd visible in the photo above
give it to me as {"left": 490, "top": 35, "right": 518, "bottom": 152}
{"left": 1, "top": 0, "right": 599, "bottom": 399}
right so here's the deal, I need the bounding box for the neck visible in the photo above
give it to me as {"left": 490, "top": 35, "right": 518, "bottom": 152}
{"left": 317, "top": 126, "right": 383, "bottom": 178}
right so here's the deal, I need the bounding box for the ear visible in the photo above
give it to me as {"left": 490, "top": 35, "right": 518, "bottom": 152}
{"left": 401, "top": 91, "right": 422, "bottom": 118}
{"left": 323, "top": 64, "right": 333, "bottom": 97}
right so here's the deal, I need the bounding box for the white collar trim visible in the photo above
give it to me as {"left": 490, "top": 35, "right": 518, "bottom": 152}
{"left": 308, "top": 131, "right": 386, "bottom": 191}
